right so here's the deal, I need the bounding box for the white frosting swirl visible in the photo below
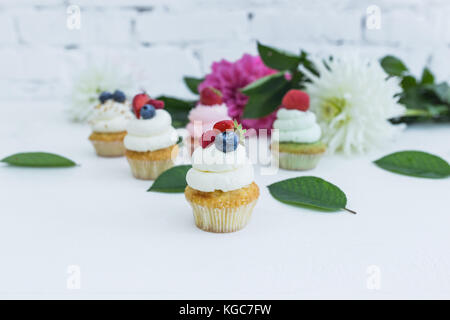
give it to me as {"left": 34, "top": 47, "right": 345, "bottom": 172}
{"left": 89, "top": 100, "right": 133, "bottom": 133}
{"left": 186, "top": 144, "right": 254, "bottom": 192}
{"left": 124, "top": 109, "right": 178, "bottom": 152}
{"left": 273, "top": 108, "right": 321, "bottom": 143}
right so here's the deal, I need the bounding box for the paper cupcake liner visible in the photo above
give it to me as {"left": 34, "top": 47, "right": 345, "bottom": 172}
{"left": 126, "top": 157, "right": 175, "bottom": 180}
{"left": 90, "top": 140, "right": 125, "bottom": 157}
{"left": 278, "top": 152, "right": 323, "bottom": 170}
{"left": 187, "top": 200, "right": 257, "bottom": 233}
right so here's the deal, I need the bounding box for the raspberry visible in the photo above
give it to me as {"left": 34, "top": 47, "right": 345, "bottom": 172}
{"left": 200, "top": 129, "right": 219, "bottom": 149}
{"left": 148, "top": 99, "right": 164, "bottom": 109}
{"left": 213, "top": 120, "right": 234, "bottom": 133}
{"left": 200, "top": 87, "right": 223, "bottom": 106}
{"left": 282, "top": 89, "right": 310, "bottom": 111}
{"left": 132, "top": 93, "right": 150, "bottom": 118}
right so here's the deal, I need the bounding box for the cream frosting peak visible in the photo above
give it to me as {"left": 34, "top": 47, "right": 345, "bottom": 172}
{"left": 89, "top": 100, "right": 133, "bottom": 133}
{"left": 186, "top": 144, "right": 254, "bottom": 192}
{"left": 273, "top": 108, "right": 321, "bottom": 143}
{"left": 124, "top": 109, "right": 178, "bottom": 152}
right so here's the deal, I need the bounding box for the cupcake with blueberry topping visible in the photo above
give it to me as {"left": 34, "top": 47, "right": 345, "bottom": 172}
{"left": 185, "top": 120, "right": 259, "bottom": 233}
{"left": 272, "top": 89, "right": 326, "bottom": 170}
{"left": 186, "top": 87, "right": 231, "bottom": 155}
{"left": 124, "top": 92, "right": 179, "bottom": 180}
{"left": 88, "top": 90, "right": 132, "bottom": 157}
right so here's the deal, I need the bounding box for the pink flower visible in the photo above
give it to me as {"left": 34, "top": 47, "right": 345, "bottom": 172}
{"left": 199, "top": 54, "right": 277, "bottom": 131}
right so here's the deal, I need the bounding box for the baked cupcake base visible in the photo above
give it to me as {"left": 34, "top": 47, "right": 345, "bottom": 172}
{"left": 125, "top": 144, "right": 179, "bottom": 180}
{"left": 273, "top": 141, "right": 326, "bottom": 170}
{"left": 185, "top": 182, "right": 259, "bottom": 233}
{"left": 278, "top": 152, "right": 323, "bottom": 170}
{"left": 89, "top": 131, "right": 127, "bottom": 157}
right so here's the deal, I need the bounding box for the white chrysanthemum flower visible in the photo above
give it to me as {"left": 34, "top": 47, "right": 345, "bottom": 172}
{"left": 304, "top": 55, "right": 406, "bottom": 155}
{"left": 68, "top": 65, "right": 133, "bottom": 122}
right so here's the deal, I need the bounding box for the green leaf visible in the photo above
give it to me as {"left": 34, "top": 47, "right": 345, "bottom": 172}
{"left": 299, "top": 50, "right": 319, "bottom": 77}
{"left": 1, "top": 152, "right": 76, "bottom": 167}
{"left": 156, "top": 96, "right": 196, "bottom": 128}
{"left": 383, "top": 58, "right": 450, "bottom": 124}
{"left": 148, "top": 165, "right": 192, "bottom": 193}
{"left": 400, "top": 76, "right": 417, "bottom": 90}
{"left": 240, "top": 72, "right": 285, "bottom": 95}
{"left": 268, "top": 176, "right": 353, "bottom": 213}
{"left": 183, "top": 76, "right": 204, "bottom": 94}
{"left": 421, "top": 67, "right": 434, "bottom": 85}
{"left": 399, "top": 85, "right": 431, "bottom": 111}
{"left": 380, "top": 55, "right": 408, "bottom": 77}
{"left": 431, "top": 83, "right": 450, "bottom": 104}
{"left": 176, "top": 136, "right": 183, "bottom": 145}
{"left": 257, "top": 42, "right": 301, "bottom": 71}
{"left": 241, "top": 72, "right": 291, "bottom": 119}
{"left": 374, "top": 151, "right": 450, "bottom": 179}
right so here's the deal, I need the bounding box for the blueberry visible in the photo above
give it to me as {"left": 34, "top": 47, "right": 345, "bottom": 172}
{"left": 112, "top": 90, "right": 126, "bottom": 103}
{"left": 99, "top": 91, "right": 112, "bottom": 104}
{"left": 140, "top": 104, "right": 156, "bottom": 119}
{"left": 215, "top": 131, "right": 238, "bottom": 153}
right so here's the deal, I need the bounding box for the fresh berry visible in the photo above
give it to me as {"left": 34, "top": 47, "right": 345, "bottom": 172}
{"left": 132, "top": 92, "right": 151, "bottom": 118}
{"left": 140, "top": 104, "right": 156, "bottom": 120}
{"left": 200, "top": 129, "right": 219, "bottom": 149}
{"left": 213, "top": 120, "right": 234, "bottom": 133}
{"left": 282, "top": 89, "right": 310, "bottom": 111}
{"left": 215, "top": 131, "right": 238, "bottom": 153}
{"left": 99, "top": 91, "right": 112, "bottom": 104}
{"left": 148, "top": 99, "right": 164, "bottom": 109}
{"left": 200, "top": 87, "right": 223, "bottom": 106}
{"left": 112, "top": 90, "right": 126, "bottom": 103}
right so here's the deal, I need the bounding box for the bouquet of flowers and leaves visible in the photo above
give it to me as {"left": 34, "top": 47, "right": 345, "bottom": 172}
{"left": 154, "top": 42, "right": 449, "bottom": 155}
{"left": 158, "top": 43, "right": 317, "bottom": 130}
{"left": 380, "top": 55, "right": 450, "bottom": 124}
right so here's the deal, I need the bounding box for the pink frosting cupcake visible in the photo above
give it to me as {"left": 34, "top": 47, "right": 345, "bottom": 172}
{"left": 186, "top": 87, "right": 231, "bottom": 154}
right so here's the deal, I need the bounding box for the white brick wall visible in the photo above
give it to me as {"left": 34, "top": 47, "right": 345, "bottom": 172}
{"left": 0, "top": 0, "right": 449, "bottom": 101}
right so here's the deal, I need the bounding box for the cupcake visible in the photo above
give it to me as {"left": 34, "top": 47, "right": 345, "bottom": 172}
{"left": 186, "top": 87, "right": 231, "bottom": 155}
{"left": 185, "top": 120, "right": 259, "bottom": 233}
{"left": 124, "top": 93, "right": 179, "bottom": 180}
{"left": 88, "top": 90, "right": 133, "bottom": 157}
{"left": 272, "top": 89, "right": 326, "bottom": 170}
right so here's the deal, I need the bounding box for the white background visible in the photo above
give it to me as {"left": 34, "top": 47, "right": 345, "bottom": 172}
{"left": 0, "top": 0, "right": 449, "bottom": 100}
{"left": 0, "top": 0, "right": 450, "bottom": 299}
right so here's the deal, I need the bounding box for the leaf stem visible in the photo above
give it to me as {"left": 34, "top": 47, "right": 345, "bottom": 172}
{"left": 344, "top": 208, "right": 357, "bottom": 215}
{"left": 404, "top": 108, "right": 431, "bottom": 117}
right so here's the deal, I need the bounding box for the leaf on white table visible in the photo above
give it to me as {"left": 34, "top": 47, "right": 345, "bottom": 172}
{"left": 374, "top": 150, "right": 450, "bottom": 179}
{"left": 1, "top": 152, "right": 77, "bottom": 167}
{"left": 268, "top": 176, "right": 356, "bottom": 214}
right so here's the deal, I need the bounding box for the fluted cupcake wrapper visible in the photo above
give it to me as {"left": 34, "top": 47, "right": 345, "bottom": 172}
{"left": 90, "top": 140, "right": 126, "bottom": 157}
{"left": 188, "top": 200, "right": 257, "bottom": 233}
{"left": 278, "top": 152, "right": 324, "bottom": 170}
{"left": 126, "top": 157, "right": 175, "bottom": 180}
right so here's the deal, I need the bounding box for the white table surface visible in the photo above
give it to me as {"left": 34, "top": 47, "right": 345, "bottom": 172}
{"left": 1, "top": 101, "right": 449, "bottom": 299}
